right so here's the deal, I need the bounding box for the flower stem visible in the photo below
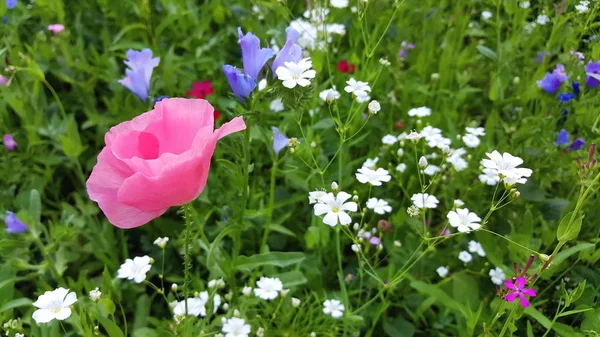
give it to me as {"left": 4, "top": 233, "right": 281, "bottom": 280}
{"left": 236, "top": 125, "right": 252, "bottom": 259}
{"left": 183, "top": 204, "right": 192, "bottom": 314}
{"left": 335, "top": 227, "right": 349, "bottom": 309}
{"left": 260, "top": 157, "right": 278, "bottom": 253}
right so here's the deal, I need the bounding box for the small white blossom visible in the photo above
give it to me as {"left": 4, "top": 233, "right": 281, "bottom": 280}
{"left": 463, "top": 134, "right": 481, "bottom": 148}
{"left": 447, "top": 148, "right": 468, "bottom": 171}
{"left": 396, "top": 163, "right": 407, "bottom": 172}
{"left": 208, "top": 278, "right": 225, "bottom": 289}
{"left": 519, "top": 1, "right": 530, "bottom": 8}
{"left": 313, "top": 192, "right": 358, "bottom": 226}
{"left": 466, "top": 127, "right": 485, "bottom": 136}
{"left": 269, "top": 98, "right": 285, "bottom": 112}
{"left": 453, "top": 199, "right": 465, "bottom": 207}
{"left": 379, "top": 58, "right": 391, "bottom": 66}
{"left": 489, "top": 267, "right": 506, "bottom": 285}
{"left": 323, "top": 299, "right": 345, "bottom": 318}
{"left": 481, "top": 151, "right": 532, "bottom": 185}
{"left": 172, "top": 298, "right": 206, "bottom": 318}
{"left": 222, "top": 318, "right": 251, "bottom": 337}
{"left": 423, "top": 165, "right": 441, "bottom": 176}
{"left": 458, "top": 251, "right": 473, "bottom": 263}
{"left": 418, "top": 156, "right": 428, "bottom": 168}
{"left": 447, "top": 208, "right": 482, "bottom": 233}
{"left": 117, "top": 256, "right": 152, "bottom": 283}
{"left": 153, "top": 237, "right": 169, "bottom": 249}
{"left": 407, "top": 106, "right": 432, "bottom": 117}
{"left": 32, "top": 288, "right": 77, "bottom": 323}
{"left": 257, "top": 78, "right": 267, "bottom": 91}
{"left": 420, "top": 126, "right": 442, "bottom": 139}
{"left": 397, "top": 148, "right": 404, "bottom": 156}
{"left": 481, "top": 11, "right": 493, "bottom": 20}
{"left": 406, "top": 131, "right": 422, "bottom": 142}
{"left": 356, "top": 94, "right": 370, "bottom": 103}
{"left": 89, "top": 288, "right": 101, "bottom": 302}
{"left": 344, "top": 78, "right": 371, "bottom": 97}
{"left": 479, "top": 167, "right": 500, "bottom": 185}
{"left": 368, "top": 100, "right": 381, "bottom": 114}
{"left": 292, "top": 297, "right": 301, "bottom": 307}
{"left": 426, "top": 134, "right": 451, "bottom": 149}
{"left": 436, "top": 266, "right": 449, "bottom": 278}
{"left": 411, "top": 193, "right": 439, "bottom": 209}
{"left": 468, "top": 240, "right": 486, "bottom": 257}
{"left": 254, "top": 277, "right": 283, "bottom": 300}
{"left": 355, "top": 167, "right": 391, "bottom": 186}
{"left": 351, "top": 243, "right": 360, "bottom": 252}
{"left": 331, "top": 181, "right": 339, "bottom": 191}
{"left": 309, "top": 190, "right": 328, "bottom": 204}
{"left": 576, "top": 1, "right": 590, "bottom": 13}
{"left": 275, "top": 58, "right": 316, "bottom": 89}
{"left": 362, "top": 157, "right": 379, "bottom": 169}
{"left": 366, "top": 198, "right": 392, "bottom": 214}
{"left": 330, "top": 0, "right": 349, "bottom": 8}
{"left": 536, "top": 14, "right": 550, "bottom": 25}
{"left": 319, "top": 88, "right": 340, "bottom": 102}
{"left": 382, "top": 134, "right": 398, "bottom": 145}
{"left": 242, "top": 286, "right": 252, "bottom": 296}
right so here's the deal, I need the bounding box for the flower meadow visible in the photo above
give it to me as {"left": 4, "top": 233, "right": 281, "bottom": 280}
{"left": 1, "top": 0, "right": 600, "bottom": 336}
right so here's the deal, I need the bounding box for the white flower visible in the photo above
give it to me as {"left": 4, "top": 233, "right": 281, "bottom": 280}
{"left": 481, "top": 11, "right": 493, "bottom": 20}
{"left": 289, "top": 19, "right": 319, "bottom": 50}
{"left": 423, "top": 165, "right": 441, "bottom": 176}
{"left": 89, "top": 288, "right": 101, "bottom": 302}
{"left": 32, "top": 288, "right": 77, "bottom": 323}
{"left": 519, "top": 1, "right": 530, "bottom": 8}
{"left": 275, "top": 58, "right": 316, "bottom": 88}
{"left": 15, "top": 334, "right": 24, "bottom": 337}
{"left": 396, "top": 163, "right": 407, "bottom": 172}
{"left": 407, "top": 205, "right": 421, "bottom": 217}
{"left": 426, "top": 134, "right": 451, "bottom": 149}
{"left": 362, "top": 157, "right": 379, "bottom": 169}
{"left": 420, "top": 126, "right": 442, "bottom": 139}
{"left": 222, "top": 318, "right": 251, "bottom": 337}
{"left": 368, "top": 100, "right": 381, "bottom": 114}
{"left": 458, "top": 251, "right": 473, "bottom": 263}
{"left": 304, "top": 8, "right": 330, "bottom": 23}
{"left": 331, "top": 181, "right": 339, "bottom": 191}
{"left": 172, "top": 298, "right": 206, "bottom": 318}
{"left": 447, "top": 148, "right": 468, "bottom": 171}
{"left": 407, "top": 106, "right": 432, "bottom": 117}
{"left": 117, "top": 255, "right": 151, "bottom": 283}
{"left": 208, "top": 278, "right": 225, "bottom": 289}
{"left": 406, "top": 131, "right": 422, "bottom": 142}
{"left": 242, "top": 286, "right": 252, "bottom": 296}
{"left": 326, "top": 23, "right": 346, "bottom": 36}
{"left": 323, "top": 299, "right": 345, "bottom": 318}
{"left": 453, "top": 199, "right": 465, "bottom": 207}
{"left": 330, "top": 0, "right": 349, "bottom": 8}
{"left": 489, "top": 267, "right": 506, "bottom": 285}
{"left": 411, "top": 193, "right": 439, "bottom": 209}
{"left": 313, "top": 192, "right": 358, "bottom": 226}
{"left": 466, "top": 127, "right": 485, "bottom": 136}
{"left": 397, "top": 148, "right": 404, "bottom": 156}
{"left": 292, "top": 297, "right": 301, "bottom": 307}
{"left": 536, "top": 14, "right": 550, "bottom": 25}
{"left": 379, "top": 58, "right": 391, "bottom": 66}
{"left": 319, "top": 88, "right": 340, "bottom": 102}
{"left": 269, "top": 98, "right": 284, "bottom": 112}
{"left": 382, "top": 134, "right": 398, "bottom": 145}
{"left": 351, "top": 243, "right": 360, "bottom": 252}
{"left": 344, "top": 78, "right": 371, "bottom": 97}
{"left": 576, "top": 1, "right": 590, "bottom": 13}
{"left": 356, "top": 94, "right": 371, "bottom": 103}
{"left": 309, "top": 190, "right": 328, "bottom": 204}
{"left": 436, "top": 266, "right": 449, "bottom": 278}
{"left": 254, "top": 277, "right": 283, "bottom": 300}
{"left": 355, "top": 167, "right": 391, "bottom": 186}
{"left": 481, "top": 151, "right": 532, "bottom": 185}
{"left": 468, "top": 240, "right": 486, "bottom": 257}
{"left": 447, "top": 208, "right": 481, "bottom": 233}
{"left": 479, "top": 168, "right": 500, "bottom": 185}
{"left": 463, "top": 134, "right": 481, "bottom": 148}
{"left": 258, "top": 78, "right": 267, "bottom": 91}
{"left": 366, "top": 198, "right": 392, "bottom": 214}
{"left": 153, "top": 237, "right": 169, "bottom": 249}
{"left": 418, "top": 156, "right": 428, "bottom": 168}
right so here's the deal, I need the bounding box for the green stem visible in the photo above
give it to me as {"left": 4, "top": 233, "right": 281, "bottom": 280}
{"left": 236, "top": 126, "right": 252, "bottom": 259}
{"left": 336, "top": 227, "right": 349, "bottom": 309}
{"left": 183, "top": 204, "right": 192, "bottom": 314}
{"left": 33, "top": 236, "right": 66, "bottom": 285}
{"left": 261, "top": 157, "right": 278, "bottom": 252}
{"left": 498, "top": 303, "right": 518, "bottom": 337}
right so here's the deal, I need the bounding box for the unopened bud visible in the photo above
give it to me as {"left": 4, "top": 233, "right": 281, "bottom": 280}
{"left": 418, "top": 156, "right": 428, "bottom": 168}
{"left": 331, "top": 181, "right": 339, "bottom": 191}
{"left": 513, "top": 76, "right": 520, "bottom": 84}
{"left": 171, "top": 283, "right": 178, "bottom": 291}
{"left": 538, "top": 253, "right": 550, "bottom": 262}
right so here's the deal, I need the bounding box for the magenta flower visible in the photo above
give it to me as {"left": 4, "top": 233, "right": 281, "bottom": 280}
{"left": 504, "top": 277, "right": 536, "bottom": 307}
{"left": 47, "top": 24, "right": 65, "bottom": 35}
{"left": 3, "top": 134, "right": 16, "bottom": 151}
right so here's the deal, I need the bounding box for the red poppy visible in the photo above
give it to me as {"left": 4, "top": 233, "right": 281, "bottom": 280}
{"left": 337, "top": 60, "right": 356, "bottom": 73}
{"left": 187, "top": 80, "right": 214, "bottom": 99}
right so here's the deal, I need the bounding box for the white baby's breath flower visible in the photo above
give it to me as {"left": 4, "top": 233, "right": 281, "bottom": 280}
{"left": 89, "top": 288, "right": 101, "bottom": 302}
{"left": 292, "top": 297, "right": 301, "bottom": 307}
{"left": 368, "top": 100, "right": 381, "bottom": 114}
{"left": 153, "top": 237, "right": 169, "bottom": 248}
{"left": 32, "top": 288, "right": 77, "bottom": 323}
{"left": 418, "top": 156, "right": 428, "bottom": 168}
{"left": 117, "top": 256, "right": 151, "bottom": 283}
{"left": 463, "top": 133, "right": 480, "bottom": 148}
{"left": 257, "top": 78, "right": 267, "bottom": 91}
{"left": 406, "top": 131, "right": 422, "bottom": 142}
{"left": 172, "top": 298, "right": 206, "bottom": 318}
{"left": 222, "top": 318, "right": 251, "bottom": 337}
{"left": 458, "top": 251, "right": 473, "bottom": 263}
{"left": 466, "top": 127, "right": 485, "bottom": 136}
{"left": 489, "top": 267, "right": 506, "bottom": 285}
{"left": 436, "top": 266, "right": 449, "bottom": 278}
{"left": 479, "top": 167, "right": 500, "bottom": 185}
{"left": 313, "top": 192, "right": 358, "bottom": 226}
{"left": 319, "top": 88, "right": 340, "bottom": 102}
{"left": 536, "top": 14, "right": 550, "bottom": 25}
{"left": 242, "top": 286, "right": 252, "bottom": 296}
{"left": 453, "top": 199, "right": 465, "bottom": 207}
{"left": 356, "top": 94, "right": 371, "bottom": 103}
{"left": 254, "top": 277, "right": 283, "bottom": 300}
{"left": 423, "top": 165, "right": 441, "bottom": 176}
{"left": 269, "top": 98, "right": 285, "bottom": 112}
{"left": 481, "top": 11, "right": 493, "bottom": 20}
{"left": 447, "top": 148, "right": 468, "bottom": 171}
{"left": 208, "top": 278, "right": 225, "bottom": 289}
{"left": 382, "top": 134, "right": 398, "bottom": 145}
{"left": 407, "top": 106, "right": 432, "bottom": 117}
{"left": 379, "top": 58, "right": 391, "bottom": 66}
{"left": 426, "top": 134, "right": 451, "bottom": 149}
{"left": 411, "top": 193, "right": 439, "bottom": 209}
{"left": 355, "top": 167, "right": 391, "bottom": 186}
{"left": 447, "top": 208, "right": 481, "bottom": 233}
{"left": 396, "top": 163, "right": 407, "bottom": 172}
{"left": 344, "top": 78, "right": 371, "bottom": 97}
{"left": 330, "top": 0, "right": 349, "bottom": 8}
{"left": 366, "top": 198, "right": 392, "bottom": 214}
{"left": 351, "top": 243, "right": 360, "bottom": 252}
{"left": 275, "top": 58, "right": 316, "bottom": 88}
{"left": 481, "top": 150, "right": 532, "bottom": 185}
{"left": 308, "top": 190, "right": 328, "bottom": 204}
{"left": 323, "top": 299, "right": 345, "bottom": 318}
{"left": 519, "top": 1, "right": 530, "bottom": 8}
{"left": 468, "top": 240, "right": 486, "bottom": 257}
{"left": 362, "top": 157, "right": 379, "bottom": 169}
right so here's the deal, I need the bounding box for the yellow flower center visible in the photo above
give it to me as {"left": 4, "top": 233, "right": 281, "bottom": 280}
{"left": 332, "top": 207, "right": 339, "bottom": 213}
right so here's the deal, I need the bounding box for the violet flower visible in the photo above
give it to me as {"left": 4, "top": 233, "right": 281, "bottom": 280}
{"left": 400, "top": 41, "right": 415, "bottom": 59}
{"left": 504, "top": 276, "right": 536, "bottom": 307}
{"left": 3, "top": 134, "right": 16, "bottom": 151}
{"left": 554, "top": 129, "right": 569, "bottom": 146}
{"left": 571, "top": 138, "right": 586, "bottom": 150}
{"left": 222, "top": 65, "right": 256, "bottom": 103}
{"left": 118, "top": 49, "right": 160, "bottom": 101}
{"left": 558, "top": 92, "right": 576, "bottom": 103}
{"left": 585, "top": 60, "right": 600, "bottom": 88}
{"left": 6, "top": 0, "right": 16, "bottom": 9}
{"left": 272, "top": 127, "right": 289, "bottom": 155}
{"left": 369, "top": 237, "right": 381, "bottom": 246}
{"left": 573, "top": 81, "right": 580, "bottom": 95}
{"left": 238, "top": 27, "right": 274, "bottom": 81}
{"left": 271, "top": 27, "right": 303, "bottom": 74}
{"left": 5, "top": 211, "right": 27, "bottom": 233}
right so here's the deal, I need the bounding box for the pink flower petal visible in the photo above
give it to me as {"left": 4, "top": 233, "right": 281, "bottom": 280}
{"left": 516, "top": 276, "right": 527, "bottom": 289}
{"left": 504, "top": 280, "right": 517, "bottom": 290}
{"left": 519, "top": 294, "right": 530, "bottom": 307}
{"left": 505, "top": 292, "right": 518, "bottom": 303}
{"left": 522, "top": 288, "right": 537, "bottom": 297}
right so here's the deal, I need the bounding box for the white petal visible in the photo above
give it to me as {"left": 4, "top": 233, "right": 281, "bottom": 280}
{"left": 322, "top": 212, "right": 339, "bottom": 226}
{"left": 54, "top": 308, "right": 72, "bottom": 321}
{"left": 337, "top": 211, "right": 352, "bottom": 225}
{"left": 314, "top": 203, "right": 331, "bottom": 216}
{"left": 32, "top": 309, "right": 55, "bottom": 323}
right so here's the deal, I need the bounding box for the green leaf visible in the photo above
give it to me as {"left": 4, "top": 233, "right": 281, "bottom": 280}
{"left": 569, "top": 279, "right": 587, "bottom": 303}
{"left": 476, "top": 45, "right": 498, "bottom": 60}
{"left": 234, "top": 252, "right": 305, "bottom": 271}
{"left": 97, "top": 316, "right": 125, "bottom": 337}
{"left": 558, "top": 307, "right": 593, "bottom": 318}
{"left": 29, "top": 189, "right": 42, "bottom": 224}
{"left": 525, "top": 307, "right": 584, "bottom": 337}
{"left": 59, "top": 115, "right": 84, "bottom": 158}
{"left": 133, "top": 328, "right": 159, "bottom": 337}
{"left": 100, "top": 298, "right": 116, "bottom": 315}
{"left": 553, "top": 243, "right": 594, "bottom": 267}
{"left": 312, "top": 118, "right": 335, "bottom": 130}
{"left": 556, "top": 211, "right": 584, "bottom": 242}
{"left": 581, "top": 308, "right": 600, "bottom": 331}
{"left": 0, "top": 298, "right": 33, "bottom": 312}
{"left": 274, "top": 270, "right": 307, "bottom": 288}
{"left": 383, "top": 316, "right": 415, "bottom": 337}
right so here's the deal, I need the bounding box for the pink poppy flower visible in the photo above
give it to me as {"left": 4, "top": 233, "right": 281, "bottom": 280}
{"left": 504, "top": 276, "right": 536, "bottom": 307}
{"left": 47, "top": 24, "right": 65, "bottom": 35}
{"left": 86, "top": 98, "right": 246, "bottom": 229}
{"left": 3, "top": 134, "right": 17, "bottom": 151}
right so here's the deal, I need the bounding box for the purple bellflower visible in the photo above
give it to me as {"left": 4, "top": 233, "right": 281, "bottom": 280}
{"left": 6, "top": 0, "right": 16, "bottom": 9}
{"left": 5, "top": 211, "right": 27, "bottom": 233}
{"left": 558, "top": 92, "right": 576, "bottom": 103}
{"left": 573, "top": 81, "right": 580, "bottom": 95}
{"left": 223, "top": 27, "right": 273, "bottom": 103}
{"left": 585, "top": 61, "right": 600, "bottom": 88}
{"left": 118, "top": 49, "right": 160, "bottom": 101}
{"left": 272, "top": 127, "right": 289, "bottom": 155}
{"left": 271, "top": 27, "right": 303, "bottom": 74}
{"left": 3, "top": 134, "right": 16, "bottom": 151}
{"left": 537, "top": 64, "right": 568, "bottom": 94}
{"left": 554, "top": 129, "right": 569, "bottom": 146}
{"left": 571, "top": 138, "right": 586, "bottom": 150}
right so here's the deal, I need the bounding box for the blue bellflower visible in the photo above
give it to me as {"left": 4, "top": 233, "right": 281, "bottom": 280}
{"left": 5, "top": 211, "right": 27, "bottom": 233}
{"left": 271, "top": 27, "right": 303, "bottom": 74}
{"left": 585, "top": 61, "right": 600, "bottom": 88}
{"left": 272, "top": 127, "right": 289, "bottom": 155}
{"left": 223, "top": 27, "right": 273, "bottom": 103}
{"left": 572, "top": 81, "right": 580, "bottom": 95}
{"left": 554, "top": 129, "right": 569, "bottom": 146}
{"left": 571, "top": 138, "right": 586, "bottom": 150}
{"left": 558, "top": 92, "right": 576, "bottom": 103}
{"left": 118, "top": 49, "right": 160, "bottom": 101}
{"left": 6, "top": 0, "right": 16, "bottom": 9}
{"left": 537, "top": 64, "right": 568, "bottom": 94}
